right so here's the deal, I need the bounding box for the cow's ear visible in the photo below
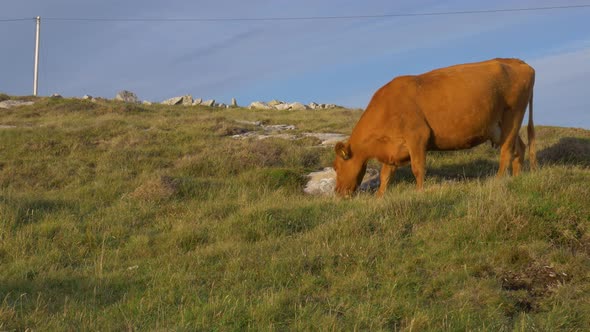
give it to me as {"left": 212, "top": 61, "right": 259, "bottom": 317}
{"left": 335, "top": 142, "right": 351, "bottom": 160}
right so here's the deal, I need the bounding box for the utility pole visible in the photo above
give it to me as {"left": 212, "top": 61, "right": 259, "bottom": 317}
{"left": 33, "top": 16, "right": 41, "bottom": 96}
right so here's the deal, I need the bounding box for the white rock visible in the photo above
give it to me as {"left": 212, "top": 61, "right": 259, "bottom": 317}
{"left": 162, "top": 96, "right": 184, "bottom": 105}
{"left": 142, "top": 101, "right": 153, "bottom": 105}
{"left": 303, "top": 133, "right": 349, "bottom": 145}
{"left": 288, "top": 102, "right": 309, "bottom": 111}
{"left": 193, "top": 98, "right": 203, "bottom": 105}
{"left": 115, "top": 90, "right": 140, "bottom": 103}
{"left": 0, "top": 100, "right": 35, "bottom": 109}
{"left": 231, "top": 98, "right": 238, "bottom": 107}
{"left": 304, "top": 168, "right": 336, "bottom": 195}
{"left": 304, "top": 167, "right": 380, "bottom": 195}
{"left": 181, "top": 95, "right": 193, "bottom": 106}
{"left": 82, "top": 95, "right": 93, "bottom": 100}
{"left": 308, "top": 102, "right": 319, "bottom": 109}
{"left": 202, "top": 99, "right": 216, "bottom": 107}
{"left": 249, "top": 101, "right": 272, "bottom": 110}
{"left": 274, "top": 103, "right": 291, "bottom": 111}
{"left": 267, "top": 100, "right": 284, "bottom": 107}
{"left": 265, "top": 124, "right": 296, "bottom": 131}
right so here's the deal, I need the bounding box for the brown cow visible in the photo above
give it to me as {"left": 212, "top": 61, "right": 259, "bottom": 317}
{"left": 333, "top": 58, "right": 536, "bottom": 197}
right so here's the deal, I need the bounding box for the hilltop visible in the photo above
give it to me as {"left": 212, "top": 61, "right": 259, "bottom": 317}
{"left": 0, "top": 95, "right": 589, "bottom": 330}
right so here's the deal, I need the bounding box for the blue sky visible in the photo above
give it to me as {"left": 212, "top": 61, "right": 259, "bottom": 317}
{"left": 1, "top": 0, "right": 590, "bottom": 128}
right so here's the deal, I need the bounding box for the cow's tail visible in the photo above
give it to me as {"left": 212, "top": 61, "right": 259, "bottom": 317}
{"left": 527, "top": 87, "right": 537, "bottom": 170}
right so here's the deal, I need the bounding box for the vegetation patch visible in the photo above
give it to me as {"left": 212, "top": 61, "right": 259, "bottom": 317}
{"left": 0, "top": 96, "right": 589, "bottom": 331}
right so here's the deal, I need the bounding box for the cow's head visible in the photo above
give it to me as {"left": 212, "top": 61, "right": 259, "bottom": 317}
{"left": 333, "top": 141, "right": 367, "bottom": 197}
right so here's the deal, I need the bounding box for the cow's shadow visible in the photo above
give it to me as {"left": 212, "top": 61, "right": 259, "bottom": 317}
{"left": 537, "top": 137, "right": 590, "bottom": 167}
{"left": 361, "top": 137, "right": 590, "bottom": 190}
{"left": 389, "top": 158, "right": 498, "bottom": 185}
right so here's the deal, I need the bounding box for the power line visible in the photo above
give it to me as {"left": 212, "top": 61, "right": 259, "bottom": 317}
{"left": 2, "top": 4, "right": 589, "bottom": 23}
{"left": 0, "top": 18, "right": 31, "bottom": 22}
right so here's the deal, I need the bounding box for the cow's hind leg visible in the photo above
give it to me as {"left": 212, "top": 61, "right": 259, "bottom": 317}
{"left": 498, "top": 106, "right": 527, "bottom": 177}
{"left": 409, "top": 144, "right": 427, "bottom": 190}
{"left": 511, "top": 135, "right": 526, "bottom": 176}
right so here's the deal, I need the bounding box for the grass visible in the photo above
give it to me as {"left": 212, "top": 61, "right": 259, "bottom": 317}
{"left": 1, "top": 96, "right": 589, "bottom": 330}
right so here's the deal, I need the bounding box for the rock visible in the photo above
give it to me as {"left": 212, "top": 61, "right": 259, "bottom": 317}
{"left": 193, "top": 98, "right": 202, "bottom": 106}
{"left": 181, "top": 95, "right": 193, "bottom": 106}
{"left": 50, "top": 93, "right": 62, "bottom": 98}
{"left": 115, "top": 90, "right": 140, "bottom": 103}
{"left": 142, "top": 101, "right": 153, "bottom": 105}
{"left": 82, "top": 95, "right": 93, "bottom": 100}
{"left": 202, "top": 99, "right": 216, "bottom": 107}
{"left": 325, "top": 104, "right": 338, "bottom": 109}
{"left": 265, "top": 124, "right": 296, "bottom": 131}
{"left": 0, "top": 100, "right": 35, "bottom": 109}
{"left": 303, "top": 133, "right": 348, "bottom": 145}
{"left": 288, "top": 102, "right": 308, "bottom": 111}
{"left": 308, "top": 102, "right": 319, "bottom": 109}
{"left": 274, "top": 103, "right": 291, "bottom": 111}
{"left": 304, "top": 168, "right": 336, "bottom": 195}
{"left": 304, "top": 167, "right": 379, "bottom": 195}
{"left": 231, "top": 98, "right": 238, "bottom": 107}
{"left": 162, "top": 96, "right": 184, "bottom": 105}
{"left": 267, "top": 100, "right": 284, "bottom": 107}
{"left": 235, "top": 120, "right": 263, "bottom": 127}
{"left": 249, "top": 101, "right": 272, "bottom": 110}
{"left": 218, "top": 103, "right": 227, "bottom": 108}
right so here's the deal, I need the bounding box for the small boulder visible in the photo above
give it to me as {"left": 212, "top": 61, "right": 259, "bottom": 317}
{"left": 162, "top": 96, "right": 184, "bottom": 105}
{"left": 181, "top": 95, "right": 193, "bottom": 106}
{"left": 202, "top": 99, "right": 216, "bottom": 107}
{"left": 249, "top": 101, "right": 272, "bottom": 110}
{"left": 193, "top": 98, "right": 203, "bottom": 106}
{"left": 288, "top": 102, "right": 308, "bottom": 111}
{"left": 267, "top": 100, "right": 284, "bottom": 107}
{"left": 82, "top": 94, "right": 93, "bottom": 100}
{"left": 231, "top": 98, "right": 238, "bottom": 107}
{"left": 50, "top": 93, "right": 63, "bottom": 98}
{"left": 115, "top": 90, "right": 140, "bottom": 103}
{"left": 274, "top": 103, "right": 291, "bottom": 111}
{"left": 304, "top": 167, "right": 379, "bottom": 195}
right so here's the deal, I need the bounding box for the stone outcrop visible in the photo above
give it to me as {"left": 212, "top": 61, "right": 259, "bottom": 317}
{"left": 248, "top": 100, "right": 342, "bottom": 110}
{"left": 111, "top": 91, "right": 341, "bottom": 110}
{"left": 162, "top": 96, "right": 184, "bottom": 105}
{"left": 288, "top": 102, "right": 308, "bottom": 111}
{"left": 201, "top": 99, "right": 216, "bottom": 107}
{"left": 0, "top": 100, "right": 35, "bottom": 109}
{"left": 249, "top": 101, "right": 273, "bottom": 110}
{"left": 115, "top": 90, "right": 140, "bottom": 103}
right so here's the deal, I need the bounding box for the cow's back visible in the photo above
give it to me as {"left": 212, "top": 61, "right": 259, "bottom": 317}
{"left": 412, "top": 59, "right": 534, "bottom": 150}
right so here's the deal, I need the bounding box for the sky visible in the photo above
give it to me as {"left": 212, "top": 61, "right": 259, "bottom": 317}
{"left": 1, "top": 0, "right": 590, "bottom": 128}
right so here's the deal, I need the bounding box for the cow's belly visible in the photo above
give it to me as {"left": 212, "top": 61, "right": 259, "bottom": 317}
{"left": 428, "top": 117, "right": 500, "bottom": 151}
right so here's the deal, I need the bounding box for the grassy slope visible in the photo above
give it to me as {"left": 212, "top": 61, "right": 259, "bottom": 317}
{"left": 1, "top": 97, "right": 589, "bottom": 331}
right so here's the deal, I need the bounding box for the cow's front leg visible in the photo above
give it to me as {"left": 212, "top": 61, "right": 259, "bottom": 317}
{"left": 376, "top": 164, "right": 396, "bottom": 197}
